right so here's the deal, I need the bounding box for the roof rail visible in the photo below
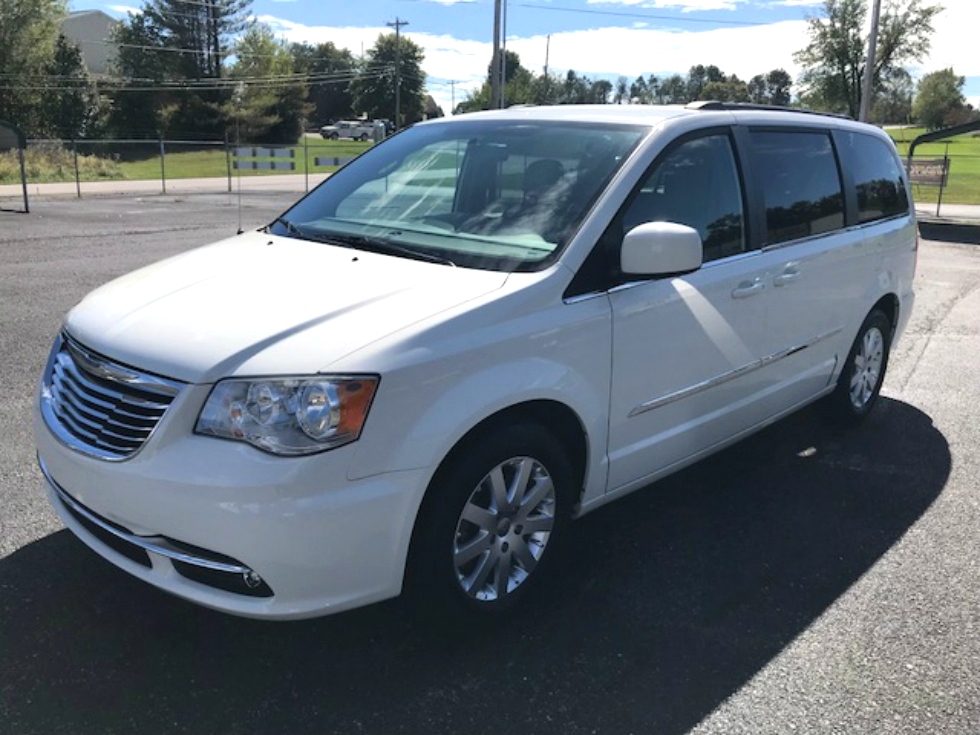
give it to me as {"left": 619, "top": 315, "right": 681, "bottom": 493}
{"left": 685, "top": 101, "right": 853, "bottom": 121}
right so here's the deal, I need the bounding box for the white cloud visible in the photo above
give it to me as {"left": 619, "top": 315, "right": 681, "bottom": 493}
{"left": 106, "top": 4, "right": 140, "bottom": 15}
{"left": 768, "top": 0, "right": 823, "bottom": 7}
{"left": 587, "top": 0, "right": 747, "bottom": 11}
{"left": 261, "top": 0, "right": 980, "bottom": 116}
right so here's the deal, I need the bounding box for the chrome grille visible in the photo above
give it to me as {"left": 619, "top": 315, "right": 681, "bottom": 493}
{"left": 40, "top": 334, "right": 184, "bottom": 460}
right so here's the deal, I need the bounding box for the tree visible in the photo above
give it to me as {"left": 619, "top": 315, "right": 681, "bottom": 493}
{"left": 795, "top": 0, "right": 942, "bottom": 118}
{"left": 748, "top": 69, "right": 793, "bottom": 106}
{"left": 290, "top": 42, "right": 356, "bottom": 125}
{"left": 913, "top": 68, "right": 968, "bottom": 130}
{"left": 349, "top": 33, "right": 425, "bottom": 127}
{"left": 0, "top": 0, "right": 66, "bottom": 135}
{"left": 227, "top": 24, "right": 310, "bottom": 143}
{"left": 659, "top": 74, "right": 688, "bottom": 105}
{"left": 703, "top": 78, "right": 750, "bottom": 103}
{"left": 40, "top": 34, "right": 105, "bottom": 139}
{"left": 871, "top": 67, "right": 913, "bottom": 123}
{"left": 458, "top": 50, "right": 537, "bottom": 112}
{"left": 108, "top": 0, "right": 252, "bottom": 138}
{"left": 686, "top": 65, "right": 725, "bottom": 101}
{"left": 109, "top": 12, "right": 173, "bottom": 138}
{"left": 143, "top": 0, "right": 250, "bottom": 79}
{"left": 423, "top": 94, "right": 444, "bottom": 119}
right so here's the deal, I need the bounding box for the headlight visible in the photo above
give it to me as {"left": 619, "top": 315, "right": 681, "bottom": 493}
{"left": 195, "top": 376, "right": 379, "bottom": 456}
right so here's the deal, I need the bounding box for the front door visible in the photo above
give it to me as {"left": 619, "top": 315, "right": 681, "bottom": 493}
{"left": 605, "top": 131, "right": 778, "bottom": 491}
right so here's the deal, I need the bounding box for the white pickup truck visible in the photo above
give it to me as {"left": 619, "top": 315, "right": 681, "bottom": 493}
{"left": 319, "top": 120, "right": 376, "bottom": 141}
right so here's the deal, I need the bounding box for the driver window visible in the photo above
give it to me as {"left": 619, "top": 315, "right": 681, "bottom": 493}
{"left": 622, "top": 133, "right": 746, "bottom": 263}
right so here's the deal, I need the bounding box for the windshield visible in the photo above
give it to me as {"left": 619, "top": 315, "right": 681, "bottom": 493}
{"left": 270, "top": 119, "right": 647, "bottom": 271}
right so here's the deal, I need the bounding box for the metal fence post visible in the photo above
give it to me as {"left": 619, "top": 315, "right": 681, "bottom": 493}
{"left": 18, "top": 147, "right": 29, "bottom": 214}
{"left": 304, "top": 135, "right": 309, "bottom": 192}
{"left": 225, "top": 131, "right": 232, "bottom": 193}
{"left": 71, "top": 139, "right": 81, "bottom": 198}
{"left": 159, "top": 138, "right": 166, "bottom": 194}
{"left": 936, "top": 143, "right": 949, "bottom": 218}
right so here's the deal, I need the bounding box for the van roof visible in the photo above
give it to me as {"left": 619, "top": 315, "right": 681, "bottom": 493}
{"left": 432, "top": 102, "right": 861, "bottom": 129}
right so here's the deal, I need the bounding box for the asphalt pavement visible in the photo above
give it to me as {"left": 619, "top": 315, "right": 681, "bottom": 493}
{"left": 0, "top": 195, "right": 978, "bottom": 734}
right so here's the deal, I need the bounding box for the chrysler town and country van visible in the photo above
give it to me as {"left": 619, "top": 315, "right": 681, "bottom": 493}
{"left": 35, "top": 103, "right": 917, "bottom": 619}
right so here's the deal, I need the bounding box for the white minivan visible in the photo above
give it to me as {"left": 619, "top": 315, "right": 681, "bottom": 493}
{"left": 35, "top": 103, "right": 916, "bottom": 619}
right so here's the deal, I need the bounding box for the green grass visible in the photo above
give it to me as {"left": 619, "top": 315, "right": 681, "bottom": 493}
{"left": 886, "top": 127, "right": 980, "bottom": 205}
{"left": 6, "top": 130, "right": 979, "bottom": 206}
{"left": 0, "top": 137, "right": 373, "bottom": 185}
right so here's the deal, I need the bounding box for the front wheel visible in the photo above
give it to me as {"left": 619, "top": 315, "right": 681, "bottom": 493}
{"left": 407, "top": 423, "right": 574, "bottom": 617}
{"left": 825, "top": 309, "right": 891, "bottom": 424}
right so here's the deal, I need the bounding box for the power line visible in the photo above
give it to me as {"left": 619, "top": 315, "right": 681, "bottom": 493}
{"left": 514, "top": 2, "right": 762, "bottom": 26}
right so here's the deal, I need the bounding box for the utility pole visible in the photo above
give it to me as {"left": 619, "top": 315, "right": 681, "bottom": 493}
{"left": 543, "top": 34, "right": 551, "bottom": 103}
{"left": 490, "top": 0, "right": 502, "bottom": 109}
{"left": 499, "top": 0, "right": 508, "bottom": 108}
{"left": 448, "top": 80, "right": 459, "bottom": 114}
{"left": 387, "top": 17, "right": 409, "bottom": 130}
{"left": 859, "top": 0, "right": 882, "bottom": 122}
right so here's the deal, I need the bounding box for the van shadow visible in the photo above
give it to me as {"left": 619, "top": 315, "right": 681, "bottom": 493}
{"left": 0, "top": 398, "right": 949, "bottom": 734}
{"left": 918, "top": 221, "right": 980, "bottom": 245}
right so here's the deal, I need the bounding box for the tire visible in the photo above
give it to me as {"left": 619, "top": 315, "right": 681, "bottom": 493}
{"left": 825, "top": 308, "right": 891, "bottom": 424}
{"left": 407, "top": 423, "right": 574, "bottom": 617}
{"left": 328, "top": 132, "right": 338, "bottom": 140}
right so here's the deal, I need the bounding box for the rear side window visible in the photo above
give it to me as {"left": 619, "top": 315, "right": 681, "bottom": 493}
{"left": 750, "top": 130, "right": 844, "bottom": 246}
{"left": 841, "top": 132, "right": 910, "bottom": 223}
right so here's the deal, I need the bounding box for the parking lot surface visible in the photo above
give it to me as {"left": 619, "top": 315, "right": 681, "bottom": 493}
{"left": 1, "top": 195, "right": 978, "bottom": 734}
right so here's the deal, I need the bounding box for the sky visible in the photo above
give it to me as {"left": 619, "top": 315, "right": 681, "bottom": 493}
{"left": 74, "top": 0, "right": 979, "bottom": 118}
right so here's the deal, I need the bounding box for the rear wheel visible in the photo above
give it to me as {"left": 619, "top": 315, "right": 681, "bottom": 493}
{"left": 408, "top": 423, "right": 574, "bottom": 617}
{"left": 825, "top": 309, "right": 891, "bottom": 424}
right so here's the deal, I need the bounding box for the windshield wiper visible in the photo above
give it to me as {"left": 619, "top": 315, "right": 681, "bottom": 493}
{"left": 312, "top": 232, "right": 457, "bottom": 267}
{"left": 268, "top": 216, "right": 305, "bottom": 238}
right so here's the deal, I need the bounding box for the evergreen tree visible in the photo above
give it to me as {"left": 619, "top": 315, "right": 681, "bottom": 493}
{"left": 109, "top": 0, "right": 252, "bottom": 138}
{"left": 109, "top": 13, "right": 172, "bottom": 138}
{"left": 143, "top": 0, "right": 250, "bottom": 79}
{"left": 41, "top": 34, "right": 104, "bottom": 139}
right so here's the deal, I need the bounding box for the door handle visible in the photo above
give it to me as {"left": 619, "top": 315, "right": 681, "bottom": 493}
{"left": 774, "top": 265, "right": 801, "bottom": 287}
{"left": 731, "top": 279, "right": 764, "bottom": 299}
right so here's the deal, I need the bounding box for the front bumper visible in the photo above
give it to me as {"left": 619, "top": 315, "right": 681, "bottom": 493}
{"left": 34, "top": 398, "right": 429, "bottom": 620}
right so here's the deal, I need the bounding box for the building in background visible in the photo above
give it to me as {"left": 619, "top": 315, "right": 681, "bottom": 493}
{"left": 61, "top": 10, "right": 118, "bottom": 78}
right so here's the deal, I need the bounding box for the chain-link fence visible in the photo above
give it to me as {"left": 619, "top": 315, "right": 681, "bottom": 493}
{"left": 0, "top": 135, "right": 369, "bottom": 199}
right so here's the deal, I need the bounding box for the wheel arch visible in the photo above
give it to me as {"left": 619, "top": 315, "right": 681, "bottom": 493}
{"left": 421, "top": 399, "right": 589, "bottom": 513}
{"left": 402, "top": 399, "right": 589, "bottom": 604}
{"left": 871, "top": 292, "right": 900, "bottom": 337}
{"left": 404, "top": 399, "right": 590, "bottom": 581}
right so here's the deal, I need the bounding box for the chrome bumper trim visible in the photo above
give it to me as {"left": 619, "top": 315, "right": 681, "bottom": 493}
{"left": 39, "top": 458, "right": 252, "bottom": 575}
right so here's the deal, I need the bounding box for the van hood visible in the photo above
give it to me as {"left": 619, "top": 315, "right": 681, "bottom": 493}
{"left": 64, "top": 232, "right": 509, "bottom": 383}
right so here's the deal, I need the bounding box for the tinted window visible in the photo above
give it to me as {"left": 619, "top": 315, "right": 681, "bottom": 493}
{"left": 751, "top": 131, "right": 844, "bottom": 245}
{"left": 841, "top": 132, "right": 909, "bottom": 223}
{"left": 622, "top": 134, "right": 745, "bottom": 262}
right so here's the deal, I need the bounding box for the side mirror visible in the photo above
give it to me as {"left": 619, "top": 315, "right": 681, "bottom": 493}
{"left": 621, "top": 222, "right": 703, "bottom": 276}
